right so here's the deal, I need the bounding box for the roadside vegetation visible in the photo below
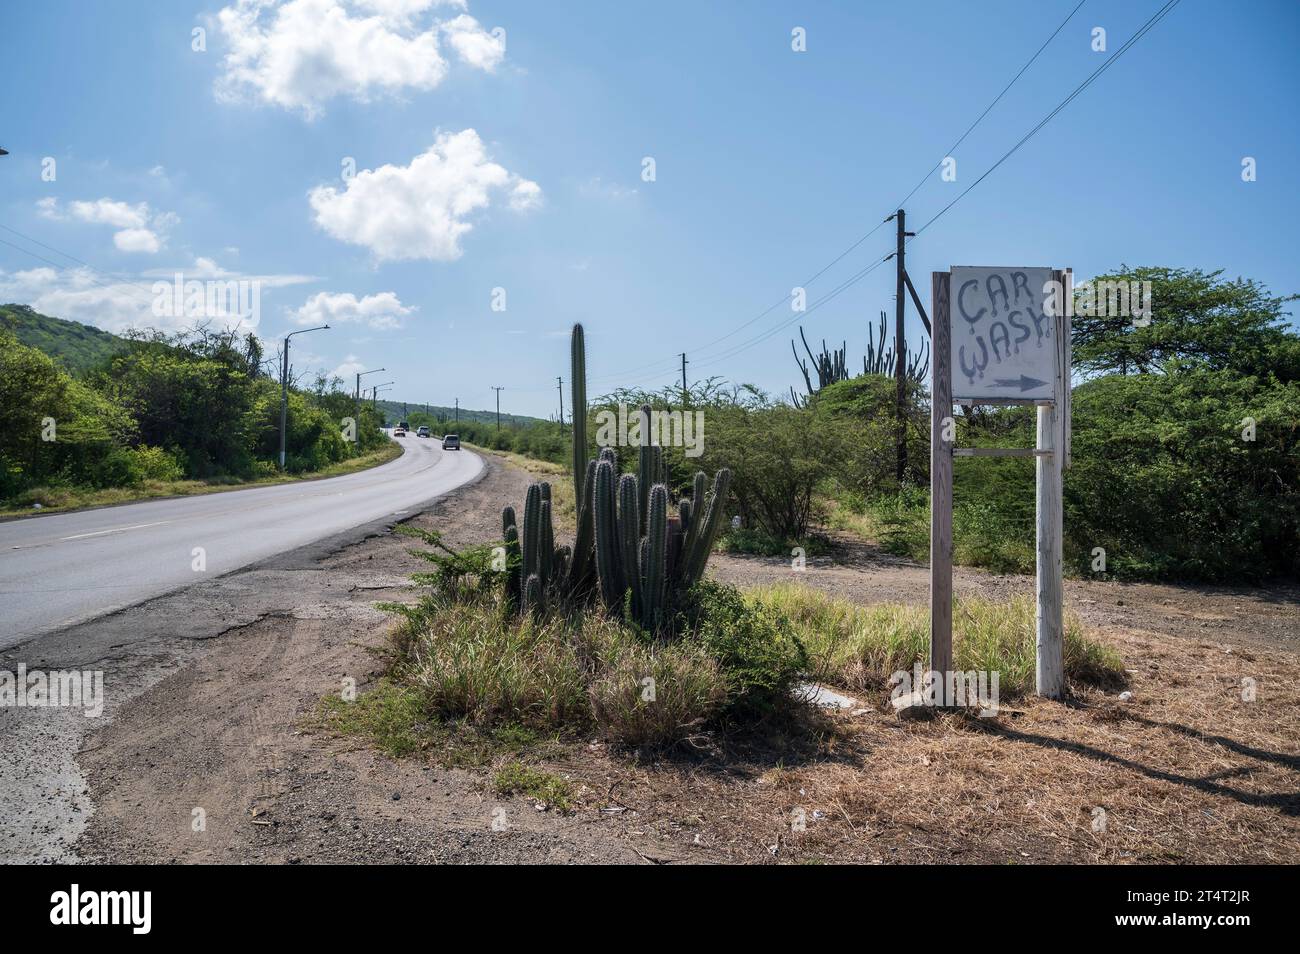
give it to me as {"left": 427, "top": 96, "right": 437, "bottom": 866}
{"left": 1, "top": 308, "right": 393, "bottom": 513}
{"left": 322, "top": 324, "right": 1123, "bottom": 776}
{"left": 477, "top": 267, "right": 1299, "bottom": 584}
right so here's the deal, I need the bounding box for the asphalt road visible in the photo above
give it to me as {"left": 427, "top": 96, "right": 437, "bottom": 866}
{"left": 0, "top": 436, "right": 482, "bottom": 651}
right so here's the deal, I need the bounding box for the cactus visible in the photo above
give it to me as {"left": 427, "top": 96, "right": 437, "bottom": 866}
{"left": 617, "top": 473, "right": 641, "bottom": 621}
{"left": 497, "top": 325, "right": 731, "bottom": 634}
{"left": 592, "top": 459, "right": 623, "bottom": 610}
{"left": 522, "top": 483, "right": 541, "bottom": 584}
{"left": 571, "top": 324, "right": 588, "bottom": 505}
{"left": 568, "top": 459, "right": 596, "bottom": 593}
{"left": 523, "top": 572, "right": 544, "bottom": 618}
{"left": 681, "top": 468, "right": 732, "bottom": 589}
{"left": 503, "top": 521, "right": 521, "bottom": 612}
{"left": 642, "top": 484, "right": 668, "bottom": 629}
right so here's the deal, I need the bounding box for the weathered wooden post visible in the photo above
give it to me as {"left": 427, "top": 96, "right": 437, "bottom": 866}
{"left": 930, "top": 271, "right": 953, "bottom": 681}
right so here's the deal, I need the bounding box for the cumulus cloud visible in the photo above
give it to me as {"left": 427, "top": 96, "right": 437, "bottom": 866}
{"left": 38, "top": 196, "right": 176, "bottom": 254}
{"left": 1, "top": 259, "right": 318, "bottom": 336}
{"left": 291, "top": 290, "right": 414, "bottom": 329}
{"left": 308, "top": 128, "right": 540, "bottom": 262}
{"left": 214, "top": 0, "right": 501, "bottom": 117}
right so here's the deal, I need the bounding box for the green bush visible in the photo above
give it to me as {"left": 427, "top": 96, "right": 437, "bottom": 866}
{"left": 679, "top": 580, "right": 808, "bottom": 716}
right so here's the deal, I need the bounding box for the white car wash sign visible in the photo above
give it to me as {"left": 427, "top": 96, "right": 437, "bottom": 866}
{"left": 950, "top": 266, "right": 1055, "bottom": 401}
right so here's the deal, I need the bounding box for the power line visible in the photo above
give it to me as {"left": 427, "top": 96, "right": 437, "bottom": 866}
{"left": 0, "top": 235, "right": 157, "bottom": 307}
{"left": 892, "top": 0, "right": 1088, "bottom": 214}
{"left": 912, "top": 0, "right": 1181, "bottom": 240}
{"left": 590, "top": 0, "right": 1089, "bottom": 384}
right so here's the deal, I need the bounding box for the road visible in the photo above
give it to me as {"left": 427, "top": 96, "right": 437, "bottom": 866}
{"left": 0, "top": 436, "right": 482, "bottom": 651}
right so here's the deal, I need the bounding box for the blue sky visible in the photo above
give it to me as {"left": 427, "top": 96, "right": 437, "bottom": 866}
{"left": 2, "top": 0, "right": 1297, "bottom": 418}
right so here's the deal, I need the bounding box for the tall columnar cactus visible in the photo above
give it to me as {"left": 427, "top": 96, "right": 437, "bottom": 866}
{"left": 570, "top": 324, "right": 588, "bottom": 505}
{"left": 681, "top": 468, "right": 732, "bottom": 589}
{"left": 592, "top": 459, "right": 623, "bottom": 610}
{"left": 568, "top": 459, "right": 596, "bottom": 593}
{"left": 523, "top": 573, "right": 543, "bottom": 619}
{"left": 502, "top": 506, "right": 521, "bottom": 612}
{"left": 522, "top": 482, "right": 542, "bottom": 585}
{"left": 617, "top": 473, "right": 642, "bottom": 621}
{"left": 641, "top": 483, "right": 669, "bottom": 629}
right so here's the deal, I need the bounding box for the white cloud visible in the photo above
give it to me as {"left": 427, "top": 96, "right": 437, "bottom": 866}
{"left": 308, "top": 128, "right": 540, "bottom": 262}
{"left": 1, "top": 259, "right": 319, "bottom": 336}
{"left": 37, "top": 197, "right": 176, "bottom": 254}
{"left": 291, "top": 290, "right": 414, "bottom": 329}
{"left": 114, "top": 228, "right": 161, "bottom": 254}
{"left": 579, "top": 177, "right": 638, "bottom": 201}
{"left": 67, "top": 198, "right": 149, "bottom": 229}
{"left": 441, "top": 13, "right": 504, "bottom": 71}
{"left": 214, "top": 0, "right": 499, "bottom": 118}
{"left": 331, "top": 352, "right": 368, "bottom": 379}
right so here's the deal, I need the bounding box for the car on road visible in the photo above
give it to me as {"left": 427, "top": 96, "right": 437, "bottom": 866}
{"left": 416, "top": 426, "right": 430, "bottom": 438}
{"left": 442, "top": 433, "right": 460, "bottom": 450}
{"left": 393, "top": 425, "right": 406, "bottom": 437}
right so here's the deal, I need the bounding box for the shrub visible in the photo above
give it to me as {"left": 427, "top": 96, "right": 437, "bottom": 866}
{"left": 405, "top": 594, "right": 588, "bottom": 730}
{"left": 680, "top": 581, "right": 808, "bottom": 716}
{"left": 587, "top": 628, "right": 727, "bottom": 748}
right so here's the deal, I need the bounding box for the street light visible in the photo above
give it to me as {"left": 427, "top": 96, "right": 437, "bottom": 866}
{"left": 370, "top": 381, "right": 395, "bottom": 413}
{"left": 355, "top": 366, "right": 385, "bottom": 402}
{"left": 279, "top": 324, "right": 329, "bottom": 469}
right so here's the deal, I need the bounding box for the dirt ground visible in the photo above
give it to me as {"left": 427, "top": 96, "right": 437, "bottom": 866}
{"left": 46, "top": 452, "right": 1300, "bottom": 864}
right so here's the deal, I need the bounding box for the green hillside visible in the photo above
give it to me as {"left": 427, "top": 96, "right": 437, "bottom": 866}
{"left": 372, "top": 399, "right": 546, "bottom": 429}
{"left": 0, "top": 303, "right": 128, "bottom": 375}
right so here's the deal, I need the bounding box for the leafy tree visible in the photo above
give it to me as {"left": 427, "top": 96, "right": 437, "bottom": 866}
{"left": 1072, "top": 266, "right": 1298, "bottom": 379}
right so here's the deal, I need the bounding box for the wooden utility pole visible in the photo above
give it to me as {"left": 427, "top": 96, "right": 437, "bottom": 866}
{"left": 454, "top": 398, "right": 459, "bottom": 426}
{"left": 491, "top": 386, "right": 504, "bottom": 432}
{"left": 557, "top": 376, "right": 564, "bottom": 428}
{"left": 680, "top": 353, "right": 688, "bottom": 404}
{"left": 929, "top": 271, "right": 953, "bottom": 679}
{"left": 894, "top": 209, "right": 909, "bottom": 483}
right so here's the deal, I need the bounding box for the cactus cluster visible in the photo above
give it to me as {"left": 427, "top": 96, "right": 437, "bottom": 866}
{"left": 502, "top": 481, "right": 570, "bottom": 617}
{"left": 499, "top": 324, "right": 731, "bottom": 636}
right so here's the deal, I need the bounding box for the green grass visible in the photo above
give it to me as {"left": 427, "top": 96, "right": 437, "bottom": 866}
{"left": 492, "top": 761, "right": 576, "bottom": 811}
{"left": 316, "top": 679, "right": 430, "bottom": 758}
{"left": 825, "top": 488, "right": 1036, "bottom": 574}
{"left": 1, "top": 441, "right": 401, "bottom": 518}
{"left": 750, "top": 583, "right": 1125, "bottom": 697}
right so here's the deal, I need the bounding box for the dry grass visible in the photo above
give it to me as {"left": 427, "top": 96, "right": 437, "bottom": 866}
{"left": 539, "top": 623, "right": 1300, "bottom": 863}
{"left": 754, "top": 583, "right": 1124, "bottom": 697}
{"left": 463, "top": 444, "right": 576, "bottom": 533}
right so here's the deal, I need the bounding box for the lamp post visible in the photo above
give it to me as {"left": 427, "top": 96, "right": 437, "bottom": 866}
{"left": 355, "top": 366, "right": 385, "bottom": 435}
{"left": 279, "top": 324, "right": 329, "bottom": 469}
{"left": 370, "top": 382, "right": 395, "bottom": 417}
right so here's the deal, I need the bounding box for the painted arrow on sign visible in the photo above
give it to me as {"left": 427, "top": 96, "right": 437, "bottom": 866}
{"left": 993, "top": 375, "right": 1049, "bottom": 392}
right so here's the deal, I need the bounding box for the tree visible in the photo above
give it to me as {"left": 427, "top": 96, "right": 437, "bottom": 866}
{"left": 1072, "top": 266, "right": 1297, "bottom": 379}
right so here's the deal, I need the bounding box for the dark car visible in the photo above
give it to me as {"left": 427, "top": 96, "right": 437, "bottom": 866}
{"left": 441, "top": 433, "right": 460, "bottom": 451}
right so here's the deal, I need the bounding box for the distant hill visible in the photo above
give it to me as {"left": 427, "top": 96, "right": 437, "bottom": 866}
{"left": 0, "top": 304, "right": 127, "bottom": 375}
{"left": 372, "top": 398, "right": 547, "bottom": 429}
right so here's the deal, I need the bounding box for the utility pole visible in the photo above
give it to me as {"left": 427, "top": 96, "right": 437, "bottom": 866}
{"left": 454, "top": 398, "right": 459, "bottom": 426}
{"left": 556, "top": 376, "right": 564, "bottom": 429}
{"left": 890, "top": 209, "right": 915, "bottom": 484}
{"left": 356, "top": 367, "right": 385, "bottom": 433}
{"left": 680, "top": 353, "right": 688, "bottom": 404}
{"left": 279, "top": 324, "right": 329, "bottom": 469}
{"left": 491, "top": 386, "right": 504, "bottom": 432}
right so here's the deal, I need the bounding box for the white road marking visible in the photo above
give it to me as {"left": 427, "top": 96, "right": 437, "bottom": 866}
{"left": 61, "top": 521, "right": 171, "bottom": 541}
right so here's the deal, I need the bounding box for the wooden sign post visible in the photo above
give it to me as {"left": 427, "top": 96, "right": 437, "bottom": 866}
{"left": 931, "top": 267, "right": 1071, "bottom": 701}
